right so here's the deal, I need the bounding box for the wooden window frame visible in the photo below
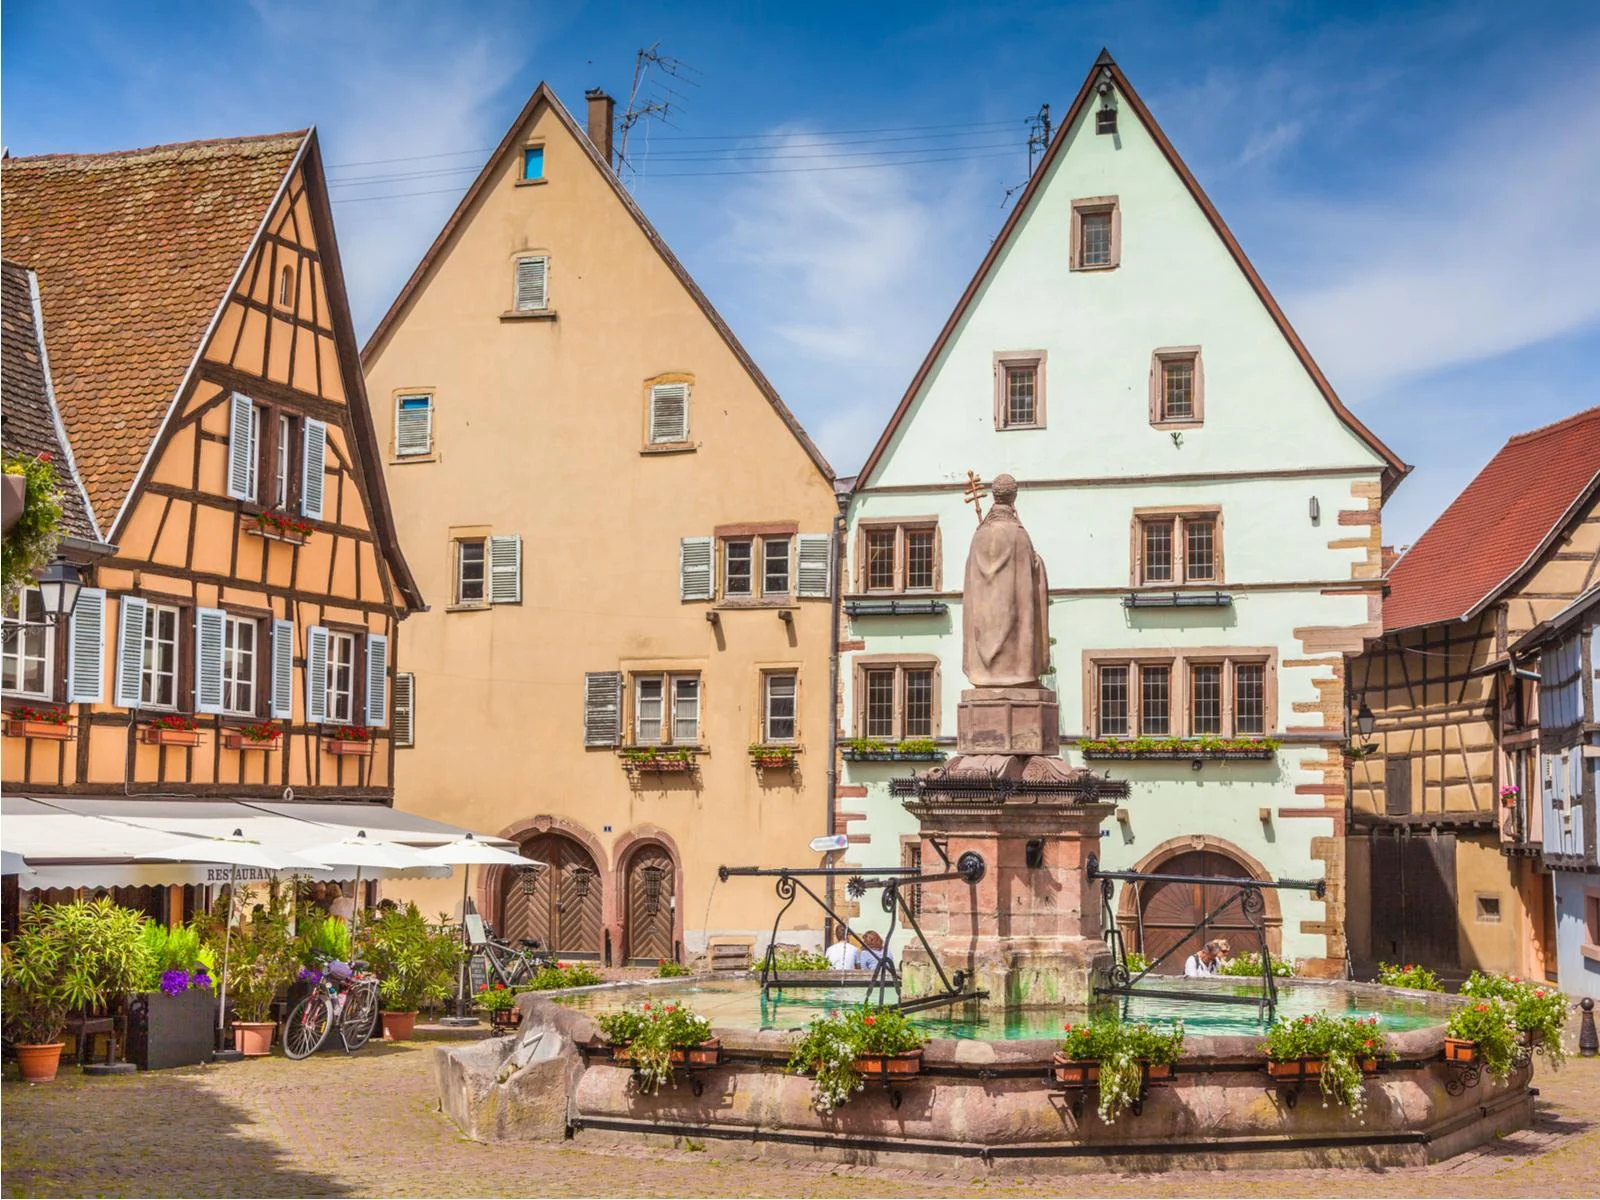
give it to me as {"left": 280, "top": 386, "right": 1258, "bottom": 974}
{"left": 141, "top": 601, "right": 184, "bottom": 712}
{"left": 276, "top": 264, "right": 295, "bottom": 309}
{"left": 517, "top": 142, "right": 547, "bottom": 185}
{"left": 392, "top": 391, "right": 436, "bottom": 461}
{"left": 2, "top": 589, "right": 55, "bottom": 701}
{"left": 1084, "top": 647, "right": 1277, "bottom": 739}
{"left": 762, "top": 670, "right": 799, "bottom": 744}
{"left": 454, "top": 537, "right": 487, "bottom": 607}
{"left": 246, "top": 401, "right": 302, "bottom": 513}
{"left": 324, "top": 628, "right": 363, "bottom": 726}
{"left": 629, "top": 671, "right": 701, "bottom": 747}
{"left": 853, "top": 518, "right": 942, "bottom": 595}
{"left": 853, "top": 655, "right": 941, "bottom": 741}
{"left": 1149, "top": 347, "right": 1204, "bottom": 429}
{"left": 512, "top": 254, "right": 550, "bottom": 313}
{"left": 993, "top": 350, "right": 1047, "bottom": 430}
{"left": 1070, "top": 196, "right": 1121, "bottom": 271}
{"left": 220, "top": 612, "right": 264, "bottom": 718}
{"left": 641, "top": 372, "right": 695, "bottom": 452}
{"left": 762, "top": 536, "right": 792, "bottom": 598}
{"left": 1130, "top": 506, "right": 1224, "bottom": 587}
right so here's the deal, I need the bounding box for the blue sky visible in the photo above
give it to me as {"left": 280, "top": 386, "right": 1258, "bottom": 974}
{"left": 6, "top": 1, "right": 1599, "bottom": 544}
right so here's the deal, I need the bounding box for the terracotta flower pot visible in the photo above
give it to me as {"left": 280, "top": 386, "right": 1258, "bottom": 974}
{"left": 1051, "top": 1054, "right": 1100, "bottom": 1086}
{"left": 853, "top": 1049, "right": 923, "bottom": 1077}
{"left": 14, "top": 1042, "right": 65, "bottom": 1082}
{"left": 1266, "top": 1057, "right": 1323, "bottom": 1081}
{"left": 1145, "top": 1061, "right": 1174, "bottom": 1081}
{"left": 1444, "top": 1037, "right": 1479, "bottom": 1063}
{"left": 143, "top": 726, "right": 200, "bottom": 747}
{"left": 232, "top": 1021, "right": 275, "bottom": 1056}
{"left": 326, "top": 740, "right": 374, "bottom": 758}
{"left": 222, "top": 732, "right": 278, "bottom": 751}
{"left": 382, "top": 1011, "right": 418, "bottom": 1041}
{"left": 4, "top": 719, "right": 71, "bottom": 741}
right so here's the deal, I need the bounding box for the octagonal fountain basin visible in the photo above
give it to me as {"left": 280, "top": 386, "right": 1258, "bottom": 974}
{"left": 434, "top": 976, "right": 1534, "bottom": 1174}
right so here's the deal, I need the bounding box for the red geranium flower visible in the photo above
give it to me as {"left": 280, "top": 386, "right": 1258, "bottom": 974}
{"left": 864, "top": 1016, "right": 875, "bottom": 1026}
{"left": 1476, "top": 1003, "right": 1489, "bottom": 1012}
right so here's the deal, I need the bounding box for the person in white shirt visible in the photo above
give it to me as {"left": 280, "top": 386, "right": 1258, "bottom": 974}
{"left": 1183, "top": 941, "right": 1222, "bottom": 978}
{"left": 825, "top": 929, "right": 860, "bottom": 970}
{"left": 327, "top": 883, "right": 355, "bottom": 924}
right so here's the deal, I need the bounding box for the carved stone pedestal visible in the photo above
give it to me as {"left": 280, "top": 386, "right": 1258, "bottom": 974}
{"left": 955, "top": 687, "right": 1060, "bottom": 756}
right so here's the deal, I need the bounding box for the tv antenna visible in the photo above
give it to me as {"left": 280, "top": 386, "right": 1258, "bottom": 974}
{"left": 617, "top": 42, "right": 701, "bottom": 178}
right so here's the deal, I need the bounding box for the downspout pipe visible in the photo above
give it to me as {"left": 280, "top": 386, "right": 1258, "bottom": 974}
{"left": 824, "top": 488, "right": 850, "bottom": 948}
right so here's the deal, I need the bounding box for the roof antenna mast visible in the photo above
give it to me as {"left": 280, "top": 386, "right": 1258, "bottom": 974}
{"left": 617, "top": 42, "right": 701, "bottom": 184}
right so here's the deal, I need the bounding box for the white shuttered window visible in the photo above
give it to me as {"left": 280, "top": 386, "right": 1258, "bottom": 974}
{"left": 300, "top": 419, "right": 327, "bottom": 520}
{"left": 583, "top": 671, "right": 622, "bottom": 747}
{"left": 270, "top": 619, "right": 295, "bottom": 719}
{"left": 112, "top": 595, "right": 148, "bottom": 708}
{"left": 648, "top": 383, "right": 689, "bottom": 444}
{"left": 796, "top": 534, "right": 832, "bottom": 598}
{"left": 67, "top": 588, "right": 107, "bottom": 704}
{"left": 395, "top": 394, "right": 433, "bottom": 457}
{"left": 393, "top": 672, "right": 415, "bottom": 747}
{"left": 514, "top": 256, "right": 549, "bottom": 311}
{"left": 679, "top": 536, "right": 713, "bottom": 601}
{"left": 304, "top": 626, "right": 329, "bottom": 724}
{"left": 226, "top": 393, "right": 257, "bottom": 501}
{"left": 365, "top": 633, "right": 389, "bottom": 726}
{"left": 193, "top": 607, "right": 226, "bottom": 715}
{"left": 488, "top": 535, "right": 522, "bottom": 604}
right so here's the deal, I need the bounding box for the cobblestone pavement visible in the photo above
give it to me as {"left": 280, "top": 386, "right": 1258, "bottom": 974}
{"left": 4, "top": 1040, "right": 1597, "bottom": 1198}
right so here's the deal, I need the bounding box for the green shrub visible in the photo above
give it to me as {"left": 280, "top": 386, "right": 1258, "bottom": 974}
{"left": 1262, "top": 1013, "right": 1393, "bottom": 1116}
{"left": 787, "top": 1005, "right": 924, "bottom": 1113}
{"left": 770, "top": 949, "right": 830, "bottom": 972}
{"left": 1218, "top": 952, "right": 1294, "bottom": 978}
{"left": 1060, "top": 1018, "right": 1185, "bottom": 1123}
{"left": 1376, "top": 962, "right": 1443, "bottom": 991}
{"left": 3, "top": 899, "right": 154, "bottom": 1044}
{"left": 655, "top": 959, "right": 691, "bottom": 978}
{"left": 2, "top": 453, "right": 64, "bottom": 602}
{"left": 357, "top": 902, "right": 461, "bottom": 1012}
{"left": 296, "top": 915, "right": 352, "bottom": 967}
{"left": 524, "top": 962, "right": 603, "bottom": 991}
{"left": 474, "top": 981, "right": 518, "bottom": 1013}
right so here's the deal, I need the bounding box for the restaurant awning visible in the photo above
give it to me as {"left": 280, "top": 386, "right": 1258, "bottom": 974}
{"left": 0, "top": 796, "right": 502, "bottom": 889}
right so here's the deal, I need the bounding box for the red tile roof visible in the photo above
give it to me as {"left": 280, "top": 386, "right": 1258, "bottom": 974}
{"left": 1384, "top": 406, "right": 1600, "bottom": 633}
{"left": 1, "top": 133, "right": 307, "bottom": 525}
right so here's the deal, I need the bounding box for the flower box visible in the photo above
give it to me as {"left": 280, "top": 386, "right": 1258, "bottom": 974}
{"left": 142, "top": 726, "right": 200, "bottom": 747}
{"left": 621, "top": 749, "right": 700, "bottom": 774}
{"left": 126, "top": 988, "right": 216, "bottom": 1071}
{"left": 613, "top": 1037, "right": 720, "bottom": 1067}
{"left": 325, "top": 739, "right": 375, "bottom": 758}
{"left": 1444, "top": 1037, "right": 1479, "bottom": 1063}
{"left": 1051, "top": 1054, "right": 1099, "bottom": 1086}
{"left": 243, "top": 512, "right": 313, "bottom": 545}
{"left": 750, "top": 749, "right": 798, "bottom": 769}
{"left": 222, "top": 732, "right": 279, "bottom": 752}
{"left": 1266, "top": 1056, "right": 1378, "bottom": 1082}
{"left": 839, "top": 749, "right": 947, "bottom": 763}
{"left": 1081, "top": 748, "right": 1276, "bottom": 761}
{"left": 4, "top": 718, "right": 72, "bottom": 741}
{"left": 853, "top": 1048, "right": 923, "bottom": 1077}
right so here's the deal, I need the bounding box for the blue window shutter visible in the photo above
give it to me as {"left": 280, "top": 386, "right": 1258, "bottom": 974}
{"left": 305, "top": 626, "right": 329, "bottom": 724}
{"left": 68, "top": 588, "right": 108, "bottom": 704}
{"left": 270, "top": 619, "right": 295, "bottom": 719}
{"left": 194, "top": 608, "right": 226, "bottom": 714}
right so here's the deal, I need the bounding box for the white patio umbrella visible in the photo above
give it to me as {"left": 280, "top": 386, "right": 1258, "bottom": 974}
{"left": 143, "top": 830, "right": 328, "bottom": 1056}
{"left": 416, "top": 834, "right": 541, "bottom": 1021}
{"left": 296, "top": 830, "right": 427, "bottom": 945}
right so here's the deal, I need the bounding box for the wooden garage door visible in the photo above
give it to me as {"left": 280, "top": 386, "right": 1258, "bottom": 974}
{"left": 498, "top": 835, "right": 603, "bottom": 959}
{"left": 1137, "top": 850, "right": 1262, "bottom": 973}
{"left": 625, "top": 845, "right": 676, "bottom": 965}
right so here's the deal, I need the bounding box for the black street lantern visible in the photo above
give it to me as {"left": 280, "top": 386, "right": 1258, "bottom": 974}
{"left": 35, "top": 559, "right": 83, "bottom": 624}
{"left": 1356, "top": 701, "right": 1377, "bottom": 742}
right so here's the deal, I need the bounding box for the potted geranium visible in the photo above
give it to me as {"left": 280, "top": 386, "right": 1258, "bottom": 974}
{"left": 1462, "top": 970, "right": 1568, "bottom": 1066}
{"left": 0, "top": 898, "right": 154, "bottom": 1081}
{"left": 1055, "top": 1018, "right": 1185, "bottom": 1123}
{"left": 324, "top": 725, "right": 374, "bottom": 757}
{"left": 126, "top": 923, "right": 217, "bottom": 1070}
{"left": 475, "top": 982, "right": 520, "bottom": 1032}
{"left": 597, "top": 999, "right": 717, "bottom": 1094}
{"left": 4, "top": 703, "right": 73, "bottom": 741}
{"left": 1444, "top": 997, "right": 1519, "bottom": 1080}
{"left": 359, "top": 902, "right": 461, "bottom": 1041}
{"left": 1263, "top": 1012, "right": 1392, "bottom": 1115}
{"left": 748, "top": 742, "right": 797, "bottom": 769}
{"left": 250, "top": 509, "right": 315, "bottom": 544}
{"left": 223, "top": 722, "right": 282, "bottom": 752}
{"left": 787, "top": 1004, "right": 925, "bottom": 1113}
{"left": 142, "top": 712, "right": 201, "bottom": 746}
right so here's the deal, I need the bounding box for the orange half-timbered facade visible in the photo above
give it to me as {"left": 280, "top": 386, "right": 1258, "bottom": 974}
{"left": 1, "top": 132, "right": 422, "bottom": 805}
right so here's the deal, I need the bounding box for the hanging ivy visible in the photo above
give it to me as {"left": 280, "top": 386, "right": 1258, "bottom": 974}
{"left": 2, "top": 453, "right": 65, "bottom": 603}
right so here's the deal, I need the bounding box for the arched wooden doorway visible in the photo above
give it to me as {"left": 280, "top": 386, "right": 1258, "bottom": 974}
{"left": 623, "top": 843, "right": 676, "bottom": 965}
{"left": 498, "top": 834, "right": 603, "bottom": 960}
{"left": 1135, "top": 848, "right": 1262, "bottom": 972}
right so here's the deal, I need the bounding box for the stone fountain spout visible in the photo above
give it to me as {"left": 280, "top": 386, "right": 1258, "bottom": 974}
{"left": 899, "top": 473, "right": 1123, "bottom": 1009}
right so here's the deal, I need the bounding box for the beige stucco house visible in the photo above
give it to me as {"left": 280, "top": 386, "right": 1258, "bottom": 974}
{"left": 363, "top": 86, "right": 840, "bottom": 964}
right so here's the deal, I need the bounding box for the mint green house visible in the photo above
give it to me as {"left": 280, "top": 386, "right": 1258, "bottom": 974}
{"left": 837, "top": 52, "right": 1407, "bottom": 977}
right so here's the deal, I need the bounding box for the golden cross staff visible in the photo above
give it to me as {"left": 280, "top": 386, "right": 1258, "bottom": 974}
{"left": 963, "top": 470, "right": 988, "bottom": 525}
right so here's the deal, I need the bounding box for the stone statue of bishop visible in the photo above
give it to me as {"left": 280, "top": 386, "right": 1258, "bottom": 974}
{"left": 962, "top": 474, "right": 1050, "bottom": 689}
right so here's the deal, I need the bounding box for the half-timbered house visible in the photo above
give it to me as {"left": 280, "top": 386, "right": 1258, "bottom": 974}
{"left": 1348, "top": 406, "right": 1600, "bottom": 980}
{"left": 2, "top": 132, "right": 422, "bottom": 916}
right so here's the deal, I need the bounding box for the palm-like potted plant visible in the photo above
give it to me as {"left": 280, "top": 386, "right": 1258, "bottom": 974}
{"left": 1, "top": 899, "right": 154, "bottom": 1081}
{"left": 223, "top": 907, "right": 297, "bottom": 1056}
{"left": 358, "top": 902, "right": 461, "bottom": 1041}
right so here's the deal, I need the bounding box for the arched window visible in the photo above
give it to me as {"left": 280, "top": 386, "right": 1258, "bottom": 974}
{"left": 278, "top": 264, "right": 295, "bottom": 307}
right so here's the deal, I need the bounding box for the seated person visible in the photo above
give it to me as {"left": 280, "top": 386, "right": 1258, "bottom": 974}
{"left": 327, "top": 883, "right": 355, "bottom": 923}
{"left": 856, "top": 930, "right": 892, "bottom": 972}
{"left": 825, "top": 928, "right": 860, "bottom": 970}
{"left": 1183, "top": 941, "right": 1222, "bottom": 978}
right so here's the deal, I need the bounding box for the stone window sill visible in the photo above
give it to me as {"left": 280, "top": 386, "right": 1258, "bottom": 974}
{"left": 445, "top": 603, "right": 490, "bottom": 613}
{"left": 1151, "top": 419, "right": 1204, "bottom": 431}
{"left": 514, "top": 178, "right": 548, "bottom": 188}
{"left": 388, "top": 454, "right": 438, "bottom": 466}
{"left": 640, "top": 442, "right": 698, "bottom": 456}
{"left": 500, "top": 309, "right": 558, "bottom": 322}
{"left": 715, "top": 597, "right": 794, "bottom": 610}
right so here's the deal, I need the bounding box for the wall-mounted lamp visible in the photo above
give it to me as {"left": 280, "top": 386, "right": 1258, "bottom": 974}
{"left": 1309, "top": 496, "right": 1321, "bottom": 525}
{"left": 1356, "top": 700, "right": 1376, "bottom": 744}
{"left": 778, "top": 609, "right": 793, "bottom": 624}
{"left": 4, "top": 559, "right": 83, "bottom": 647}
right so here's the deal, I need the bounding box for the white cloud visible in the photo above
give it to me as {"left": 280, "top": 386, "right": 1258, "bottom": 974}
{"left": 715, "top": 132, "right": 995, "bottom": 473}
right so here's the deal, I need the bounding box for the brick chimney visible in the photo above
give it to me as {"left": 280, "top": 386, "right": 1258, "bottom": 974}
{"left": 585, "top": 89, "right": 615, "bottom": 167}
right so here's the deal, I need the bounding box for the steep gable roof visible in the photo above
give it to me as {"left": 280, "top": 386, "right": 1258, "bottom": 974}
{"left": 0, "top": 261, "right": 100, "bottom": 542}
{"left": 1384, "top": 406, "right": 1600, "bottom": 634}
{"left": 854, "top": 50, "right": 1407, "bottom": 496}
{"left": 2, "top": 133, "right": 308, "bottom": 525}
{"left": 361, "top": 83, "right": 832, "bottom": 483}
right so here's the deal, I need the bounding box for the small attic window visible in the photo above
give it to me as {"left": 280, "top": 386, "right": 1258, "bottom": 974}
{"left": 277, "top": 265, "right": 294, "bottom": 307}
{"left": 522, "top": 145, "right": 544, "bottom": 181}
{"left": 1096, "top": 106, "right": 1117, "bottom": 135}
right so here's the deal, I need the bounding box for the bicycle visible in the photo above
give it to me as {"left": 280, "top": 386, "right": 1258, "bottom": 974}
{"left": 477, "top": 926, "right": 558, "bottom": 989}
{"left": 282, "top": 955, "right": 381, "bottom": 1059}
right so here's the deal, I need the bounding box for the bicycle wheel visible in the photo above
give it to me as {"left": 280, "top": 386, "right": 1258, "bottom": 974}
{"left": 282, "top": 992, "right": 334, "bottom": 1059}
{"left": 503, "top": 954, "right": 535, "bottom": 987}
{"left": 340, "top": 981, "right": 379, "bottom": 1052}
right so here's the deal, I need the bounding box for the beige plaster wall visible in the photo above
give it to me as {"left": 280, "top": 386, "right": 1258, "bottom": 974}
{"left": 364, "top": 92, "right": 838, "bottom": 957}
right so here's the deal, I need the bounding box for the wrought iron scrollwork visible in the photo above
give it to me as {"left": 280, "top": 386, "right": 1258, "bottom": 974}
{"left": 1240, "top": 886, "right": 1265, "bottom": 917}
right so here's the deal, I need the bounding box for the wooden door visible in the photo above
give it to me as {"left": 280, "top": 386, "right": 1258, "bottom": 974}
{"left": 1137, "top": 850, "right": 1261, "bottom": 972}
{"left": 625, "top": 845, "right": 675, "bottom": 965}
{"left": 1368, "top": 832, "right": 1459, "bottom": 969}
{"left": 499, "top": 836, "right": 602, "bottom": 959}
